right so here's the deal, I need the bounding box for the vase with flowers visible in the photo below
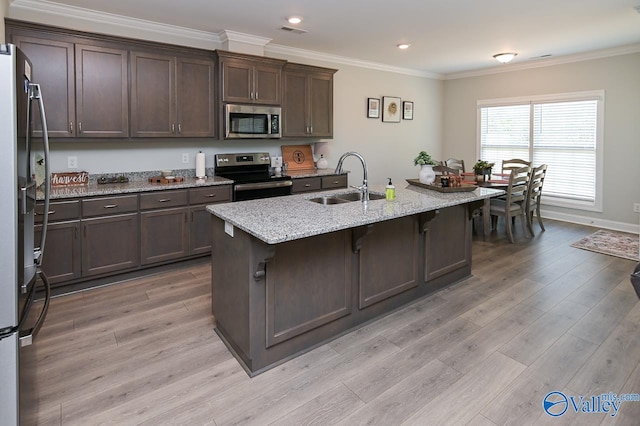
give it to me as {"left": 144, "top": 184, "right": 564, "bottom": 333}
{"left": 414, "top": 151, "right": 438, "bottom": 184}
{"left": 473, "top": 160, "right": 495, "bottom": 182}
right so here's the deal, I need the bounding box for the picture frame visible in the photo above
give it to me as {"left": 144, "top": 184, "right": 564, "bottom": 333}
{"left": 403, "top": 101, "right": 414, "bottom": 120}
{"left": 382, "top": 96, "right": 401, "bottom": 123}
{"left": 367, "top": 97, "right": 380, "bottom": 118}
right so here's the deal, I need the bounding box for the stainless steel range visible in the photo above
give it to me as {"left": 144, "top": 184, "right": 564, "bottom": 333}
{"left": 214, "top": 152, "right": 292, "bottom": 201}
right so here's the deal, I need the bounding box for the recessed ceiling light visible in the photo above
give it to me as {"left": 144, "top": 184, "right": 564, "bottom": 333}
{"left": 287, "top": 16, "right": 303, "bottom": 25}
{"left": 493, "top": 52, "right": 517, "bottom": 63}
{"left": 397, "top": 43, "right": 411, "bottom": 50}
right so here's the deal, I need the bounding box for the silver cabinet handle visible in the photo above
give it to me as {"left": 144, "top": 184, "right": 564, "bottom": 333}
{"left": 255, "top": 92, "right": 258, "bottom": 100}
{"left": 304, "top": 184, "right": 311, "bottom": 187}
{"left": 79, "top": 121, "right": 82, "bottom": 133}
{"left": 103, "top": 204, "right": 118, "bottom": 209}
{"left": 70, "top": 121, "right": 73, "bottom": 133}
{"left": 178, "top": 124, "right": 182, "bottom": 134}
{"left": 206, "top": 194, "right": 216, "bottom": 198}
{"left": 171, "top": 124, "right": 176, "bottom": 134}
{"left": 157, "top": 199, "right": 171, "bottom": 203}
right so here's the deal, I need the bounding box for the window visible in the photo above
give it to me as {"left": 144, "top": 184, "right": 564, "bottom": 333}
{"left": 478, "top": 91, "right": 604, "bottom": 211}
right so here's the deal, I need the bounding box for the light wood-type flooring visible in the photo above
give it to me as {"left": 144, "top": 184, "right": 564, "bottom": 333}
{"left": 24, "top": 219, "right": 640, "bottom": 425}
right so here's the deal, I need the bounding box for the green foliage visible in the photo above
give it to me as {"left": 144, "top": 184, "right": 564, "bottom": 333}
{"left": 414, "top": 151, "right": 438, "bottom": 166}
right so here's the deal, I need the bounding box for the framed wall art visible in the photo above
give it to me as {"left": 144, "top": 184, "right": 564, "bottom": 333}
{"left": 403, "top": 101, "right": 414, "bottom": 120}
{"left": 382, "top": 96, "right": 401, "bottom": 123}
{"left": 367, "top": 98, "right": 380, "bottom": 118}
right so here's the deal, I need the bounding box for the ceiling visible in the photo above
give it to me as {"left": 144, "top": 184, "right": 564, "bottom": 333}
{"left": 12, "top": 0, "right": 640, "bottom": 77}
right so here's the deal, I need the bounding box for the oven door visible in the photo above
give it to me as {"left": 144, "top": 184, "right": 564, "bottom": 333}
{"left": 234, "top": 180, "right": 292, "bottom": 201}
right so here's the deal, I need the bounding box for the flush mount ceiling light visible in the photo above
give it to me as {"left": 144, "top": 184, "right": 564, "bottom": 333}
{"left": 493, "top": 52, "right": 517, "bottom": 63}
{"left": 287, "top": 16, "right": 303, "bottom": 24}
{"left": 397, "top": 43, "right": 411, "bottom": 50}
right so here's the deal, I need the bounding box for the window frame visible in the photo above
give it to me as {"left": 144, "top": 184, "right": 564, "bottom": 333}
{"left": 477, "top": 90, "right": 605, "bottom": 212}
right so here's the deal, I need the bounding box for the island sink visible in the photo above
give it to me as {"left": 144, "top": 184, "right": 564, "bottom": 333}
{"left": 309, "top": 192, "right": 385, "bottom": 205}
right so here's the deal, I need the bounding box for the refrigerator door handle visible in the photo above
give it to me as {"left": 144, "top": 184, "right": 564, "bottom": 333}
{"left": 28, "top": 83, "right": 50, "bottom": 265}
{"left": 19, "top": 270, "right": 51, "bottom": 347}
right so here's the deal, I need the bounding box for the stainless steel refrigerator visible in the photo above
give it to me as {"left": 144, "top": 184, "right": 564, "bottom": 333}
{"left": 0, "top": 43, "right": 51, "bottom": 426}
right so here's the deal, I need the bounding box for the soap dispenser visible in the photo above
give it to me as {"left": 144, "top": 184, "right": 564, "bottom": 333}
{"left": 386, "top": 177, "right": 396, "bottom": 200}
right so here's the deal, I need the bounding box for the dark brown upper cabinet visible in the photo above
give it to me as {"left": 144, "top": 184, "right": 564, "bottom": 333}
{"left": 131, "top": 51, "right": 215, "bottom": 138}
{"left": 75, "top": 44, "right": 129, "bottom": 138}
{"left": 216, "top": 50, "right": 285, "bottom": 105}
{"left": 11, "top": 34, "right": 129, "bottom": 138}
{"left": 282, "top": 63, "right": 336, "bottom": 138}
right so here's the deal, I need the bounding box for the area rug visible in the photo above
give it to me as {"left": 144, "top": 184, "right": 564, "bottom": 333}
{"left": 571, "top": 229, "right": 639, "bottom": 261}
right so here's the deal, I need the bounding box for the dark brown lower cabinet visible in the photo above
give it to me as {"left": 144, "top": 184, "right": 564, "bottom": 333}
{"left": 82, "top": 213, "right": 139, "bottom": 277}
{"left": 189, "top": 205, "right": 213, "bottom": 255}
{"left": 140, "top": 207, "right": 190, "bottom": 265}
{"left": 35, "top": 221, "right": 81, "bottom": 285}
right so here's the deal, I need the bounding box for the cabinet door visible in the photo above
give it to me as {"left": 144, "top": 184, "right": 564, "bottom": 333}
{"left": 282, "top": 71, "right": 308, "bottom": 137}
{"left": 140, "top": 207, "right": 189, "bottom": 265}
{"left": 82, "top": 213, "right": 139, "bottom": 277}
{"left": 423, "top": 205, "right": 471, "bottom": 284}
{"left": 35, "top": 221, "right": 81, "bottom": 285}
{"left": 75, "top": 44, "right": 129, "bottom": 138}
{"left": 189, "top": 205, "right": 212, "bottom": 255}
{"left": 221, "top": 59, "right": 253, "bottom": 103}
{"left": 176, "top": 57, "right": 215, "bottom": 137}
{"left": 309, "top": 73, "right": 334, "bottom": 137}
{"left": 254, "top": 64, "right": 281, "bottom": 105}
{"left": 131, "top": 51, "right": 176, "bottom": 137}
{"left": 12, "top": 35, "right": 75, "bottom": 137}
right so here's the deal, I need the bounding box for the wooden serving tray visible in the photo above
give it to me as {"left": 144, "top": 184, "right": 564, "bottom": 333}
{"left": 148, "top": 176, "right": 185, "bottom": 184}
{"left": 281, "top": 144, "right": 314, "bottom": 171}
{"left": 406, "top": 178, "right": 477, "bottom": 192}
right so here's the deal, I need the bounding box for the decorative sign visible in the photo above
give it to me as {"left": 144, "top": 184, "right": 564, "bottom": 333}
{"left": 281, "top": 145, "right": 314, "bottom": 170}
{"left": 51, "top": 171, "right": 89, "bottom": 187}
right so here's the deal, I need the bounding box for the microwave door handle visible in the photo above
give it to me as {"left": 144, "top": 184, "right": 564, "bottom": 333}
{"left": 29, "top": 83, "right": 50, "bottom": 265}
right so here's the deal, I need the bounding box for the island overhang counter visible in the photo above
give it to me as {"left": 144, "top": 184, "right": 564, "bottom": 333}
{"left": 207, "top": 184, "right": 503, "bottom": 376}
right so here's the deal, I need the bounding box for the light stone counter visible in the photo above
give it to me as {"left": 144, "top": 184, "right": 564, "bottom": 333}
{"left": 207, "top": 183, "right": 504, "bottom": 244}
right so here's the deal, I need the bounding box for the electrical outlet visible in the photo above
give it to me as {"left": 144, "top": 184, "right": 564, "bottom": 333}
{"left": 634, "top": 203, "right": 640, "bottom": 213}
{"left": 182, "top": 153, "right": 189, "bottom": 164}
{"left": 67, "top": 156, "right": 78, "bottom": 169}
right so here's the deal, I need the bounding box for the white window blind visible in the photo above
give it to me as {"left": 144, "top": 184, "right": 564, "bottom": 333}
{"left": 479, "top": 93, "right": 602, "bottom": 211}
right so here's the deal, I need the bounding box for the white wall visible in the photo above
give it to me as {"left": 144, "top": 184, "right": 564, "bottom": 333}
{"left": 0, "top": 0, "right": 8, "bottom": 43}
{"left": 443, "top": 53, "right": 640, "bottom": 231}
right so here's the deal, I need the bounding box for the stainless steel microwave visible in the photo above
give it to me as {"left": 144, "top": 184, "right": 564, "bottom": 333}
{"left": 224, "top": 104, "right": 281, "bottom": 139}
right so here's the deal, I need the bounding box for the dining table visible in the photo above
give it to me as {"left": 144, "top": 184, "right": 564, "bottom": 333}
{"left": 466, "top": 174, "right": 510, "bottom": 240}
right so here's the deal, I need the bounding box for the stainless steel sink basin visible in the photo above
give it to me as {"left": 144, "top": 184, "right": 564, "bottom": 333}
{"left": 308, "top": 192, "right": 386, "bottom": 205}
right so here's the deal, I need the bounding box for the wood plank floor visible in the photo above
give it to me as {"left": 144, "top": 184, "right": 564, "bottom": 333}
{"left": 24, "top": 219, "right": 640, "bottom": 425}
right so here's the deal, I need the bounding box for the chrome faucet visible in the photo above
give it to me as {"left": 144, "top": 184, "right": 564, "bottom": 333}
{"left": 335, "top": 151, "right": 369, "bottom": 202}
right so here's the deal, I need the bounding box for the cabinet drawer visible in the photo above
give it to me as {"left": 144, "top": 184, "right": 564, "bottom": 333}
{"left": 189, "top": 186, "right": 231, "bottom": 205}
{"left": 82, "top": 195, "right": 138, "bottom": 217}
{"left": 321, "top": 175, "right": 348, "bottom": 189}
{"left": 140, "top": 190, "right": 188, "bottom": 210}
{"left": 35, "top": 200, "right": 80, "bottom": 223}
{"left": 292, "top": 177, "right": 321, "bottom": 193}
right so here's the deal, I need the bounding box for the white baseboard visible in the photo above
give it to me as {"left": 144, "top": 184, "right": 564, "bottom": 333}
{"left": 541, "top": 208, "right": 640, "bottom": 235}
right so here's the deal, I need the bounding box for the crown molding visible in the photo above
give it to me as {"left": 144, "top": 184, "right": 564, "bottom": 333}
{"left": 445, "top": 43, "right": 640, "bottom": 80}
{"left": 9, "top": 0, "right": 221, "bottom": 46}
{"left": 218, "top": 30, "right": 271, "bottom": 48}
{"left": 265, "top": 44, "right": 443, "bottom": 79}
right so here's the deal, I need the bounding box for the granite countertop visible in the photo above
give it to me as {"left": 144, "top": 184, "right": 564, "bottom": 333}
{"left": 207, "top": 183, "right": 504, "bottom": 244}
{"left": 41, "top": 176, "right": 233, "bottom": 200}
{"left": 39, "top": 169, "right": 346, "bottom": 201}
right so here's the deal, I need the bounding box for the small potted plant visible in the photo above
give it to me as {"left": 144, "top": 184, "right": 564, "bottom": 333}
{"left": 414, "top": 151, "right": 438, "bottom": 184}
{"left": 473, "top": 160, "right": 494, "bottom": 182}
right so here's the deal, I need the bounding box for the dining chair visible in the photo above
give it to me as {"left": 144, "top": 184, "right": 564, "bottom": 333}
{"left": 445, "top": 158, "right": 466, "bottom": 173}
{"left": 432, "top": 164, "right": 461, "bottom": 175}
{"left": 525, "top": 164, "right": 548, "bottom": 236}
{"left": 501, "top": 158, "right": 531, "bottom": 175}
{"left": 489, "top": 165, "right": 531, "bottom": 243}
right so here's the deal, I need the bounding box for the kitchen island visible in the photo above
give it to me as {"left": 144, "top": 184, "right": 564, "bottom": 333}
{"left": 207, "top": 184, "right": 503, "bottom": 375}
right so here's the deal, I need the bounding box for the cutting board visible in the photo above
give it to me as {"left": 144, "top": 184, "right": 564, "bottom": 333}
{"left": 281, "top": 145, "right": 314, "bottom": 171}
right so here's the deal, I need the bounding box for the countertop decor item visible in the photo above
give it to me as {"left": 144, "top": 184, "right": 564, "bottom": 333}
{"left": 51, "top": 171, "right": 89, "bottom": 187}
{"left": 282, "top": 144, "right": 314, "bottom": 171}
{"left": 316, "top": 154, "right": 328, "bottom": 170}
{"left": 406, "top": 178, "right": 476, "bottom": 192}
{"left": 414, "top": 151, "right": 438, "bottom": 185}
{"left": 472, "top": 160, "right": 494, "bottom": 182}
{"left": 148, "top": 176, "right": 185, "bottom": 184}
{"left": 382, "top": 96, "right": 401, "bottom": 123}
